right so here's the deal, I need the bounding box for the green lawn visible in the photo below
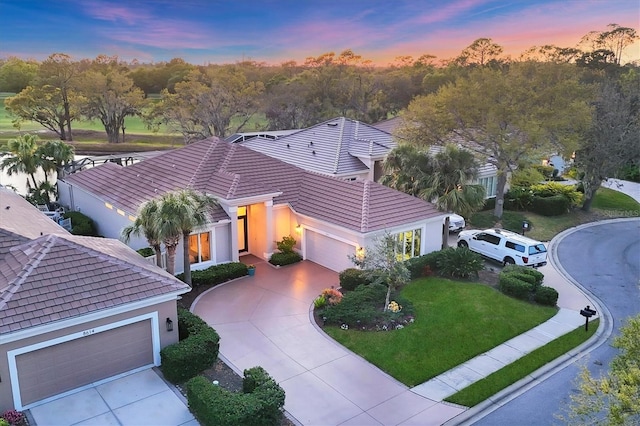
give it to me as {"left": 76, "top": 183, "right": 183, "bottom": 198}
{"left": 324, "top": 278, "right": 557, "bottom": 386}
{"left": 446, "top": 319, "right": 599, "bottom": 407}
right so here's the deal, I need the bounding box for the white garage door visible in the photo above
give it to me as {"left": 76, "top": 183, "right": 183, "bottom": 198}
{"left": 15, "top": 319, "right": 153, "bottom": 406}
{"left": 305, "top": 230, "right": 355, "bottom": 272}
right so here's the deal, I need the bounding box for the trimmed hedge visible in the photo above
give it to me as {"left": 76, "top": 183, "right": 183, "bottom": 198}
{"left": 160, "top": 309, "right": 220, "bottom": 383}
{"left": 339, "top": 268, "right": 374, "bottom": 291}
{"left": 176, "top": 262, "right": 248, "bottom": 287}
{"left": 534, "top": 286, "right": 559, "bottom": 306}
{"left": 269, "top": 252, "right": 302, "bottom": 266}
{"left": 186, "top": 367, "right": 285, "bottom": 426}
{"left": 499, "top": 274, "right": 533, "bottom": 301}
{"left": 404, "top": 251, "right": 442, "bottom": 280}
{"left": 530, "top": 194, "right": 570, "bottom": 216}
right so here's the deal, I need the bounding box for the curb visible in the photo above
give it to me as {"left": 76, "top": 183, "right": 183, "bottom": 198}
{"left": 445, "top": 219, "right": 622, "bottom": 425}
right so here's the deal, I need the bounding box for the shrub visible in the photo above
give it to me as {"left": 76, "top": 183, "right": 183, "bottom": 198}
{"left": 499, "top": 273, "right": 533, "bottom": 301}
{"left": 530, "top": 182, "right": 583, "bottom": 207}
{"left": 1, "top": 410, "right": 24, "bottom": 426}
{"left": 313, "top": 296, "right": 327, "bottom": 309}
{"left": 186, "top": 367, "right": 285, "bottom": 426}
{"left": 531, "top": 194, "right": 570, "bottom": 216}
{"left": 404, "top": 251, "right": 443, "bottom": 279}
{"left": 269, "top": 251, "right": 302, "bottom": 266}
{"left": 275, "top": 235, "right": 296, "bottom": 254}
{"left": 510, "top": 167, "right": 546, "bottom": 188}
{"left": 160, "top": 309, "right": 220, "bottom": 383}
{"left": 322, "top": 283, "right": 388, "bottom": 326}
{"left": 504, "top": 187, "right": 534, "bottom": 211}
{"left": 437, "top": 247, "right": 484, "bottom": 279}
{"left": 136, "top": 247, "right": 154, "bottom": 257}
{"left": 534, "top": 164, "right": 555, "bottom": 179}
{"left": 176, "top": 262, "right": 248, "bottom": 287}
{"left": 321, "top": 287, "right": 343, "bottom": 305}
{"left": 482, "top": 197, "right": 496, "bottom": 212}
{"left": 502, "top": 265, "right": 544, "bottom": 286}
{"left": 339, "top": 268, "right": 373, "bottom": 291}
{"left": 0, "top": 418, "right": 8, "bottom": 426}
{"left": 534, "top": 286, "right": 559, "bottom": 306}
{"left": 63, "top": 211, "right": 98, "bottom": 236}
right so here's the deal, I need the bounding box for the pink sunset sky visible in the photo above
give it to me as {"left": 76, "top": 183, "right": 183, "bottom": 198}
{"left": 1, "top": 0, "right": 638, "bottom": 65}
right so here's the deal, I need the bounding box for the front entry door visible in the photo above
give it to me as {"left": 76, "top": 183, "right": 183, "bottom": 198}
{"left": 237, "top": 206, "right": 248, "bottom": 253}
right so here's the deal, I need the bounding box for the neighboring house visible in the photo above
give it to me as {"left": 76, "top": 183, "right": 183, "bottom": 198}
{"left": 57, "top": 138, "right": 447, "bottom": 274}
{"left": 240, "top": 117, "right": 397, "bottom": 181}
{"left": 372, "top": 117, "right": 501, "bottom": 199}
{"left": 0, "top": 188, "right": 190, "bottom": 411}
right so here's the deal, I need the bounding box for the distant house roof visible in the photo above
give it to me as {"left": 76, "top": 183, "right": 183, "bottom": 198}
{"left": 62, "top": 138, "right": 443, "bottom": 234}
{"left": 0, "top": 189, "right": 190, "bottom": 334}
{"left": 240, "top": 117, "right": 397, "bottom": 177}
{"left": 224, "top": 129, "right": 299, "bottom": 143}
{"left": 372, "top": 116, "right": 402, "bottom": 134}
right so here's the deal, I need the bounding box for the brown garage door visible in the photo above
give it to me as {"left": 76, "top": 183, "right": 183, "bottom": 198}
{"left": 16, "top": 319, "right": 153, "bottom": 406}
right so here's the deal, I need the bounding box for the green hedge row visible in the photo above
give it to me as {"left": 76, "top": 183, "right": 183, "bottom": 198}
{"left": 160, "top": 308, "right": 220, "bottom": 383}
{"left": 176, "top": 262, "right": 248, "bottom": 287}
{"left": 63, "top": 211, "right": 98, "bottom": 236}
{"left": 530, "top": 194, "right": 570, "bottom": 216}
{"left": 404, "top": 248, "right": 484, "bottom": 280}
{"left": 498, "top": 265, "right": 557, "bottom": 306}
{"left": 186, "top": 367, "right": 285, "bottom": 426}
{"left": 269, "top": 252, "right": 302, "bottom": 266}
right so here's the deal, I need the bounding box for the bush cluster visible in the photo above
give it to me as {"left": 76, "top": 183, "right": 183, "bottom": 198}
{"left": 0, "top": 410, "right": 24, "bottom": 426}
{"left": 160, "top": 308, "right": 220, "bottom": 383}
{"left": 505, "top": 182, "right": 582, "bottom": 216}
{"left": 176, "top": 262, "right": 248, "bottom": 287}
{"left": 63, "top": 211, "right": 98, "bottom": 236}
{"left": 269, "top": 235, "right": 302, "bottom": 266}
{"left": 339, "top": 268, "right": 375, "bottom": 291}
{"left": 498, "top": 265, "right": 557, "bottom": 306}
{"left": 186, "top": 367, "right": 285, "bottom": 426}
{"left": 405, "top": 248, "right": 484, "bottom": 280}
{"left": 136, "top": 247, "right": 155, "bottom": 257}
{"left": 321, "top": 283, "right": 413, "bottom": 329}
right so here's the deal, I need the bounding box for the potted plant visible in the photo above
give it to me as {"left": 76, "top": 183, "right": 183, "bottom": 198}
{"left": 247, "top": 264, "right": 256, "bottom": 276}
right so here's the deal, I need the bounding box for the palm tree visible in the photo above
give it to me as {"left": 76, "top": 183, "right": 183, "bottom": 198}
{"left": 380, "top": 144, "right": 434, "bottom": 196}
{"left": 121, "top": 199, "right": 163, "bottom": 268}
{"left": 0, "top": 134, "right": 42, "bottom": 190}
{"left": 420, "top": 145, "right": 486, "bottom": 217}
{"left": 38, "top": 140, "right": 75, "bottom": 180}
{"left": 154, "top": 189, "right": 218, "bottom": 285}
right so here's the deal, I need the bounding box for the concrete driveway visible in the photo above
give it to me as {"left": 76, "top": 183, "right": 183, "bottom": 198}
{"left": 28, "top": 368, "right": 196, "bottom": 426}
{"left": 192, "top": 257, "right": 465, "bottom": 426}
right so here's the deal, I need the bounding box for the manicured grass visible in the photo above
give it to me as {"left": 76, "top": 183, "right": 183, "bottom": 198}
{"left": 445, "top": 319, "right": 599, "bottom": 407}
{"left": 591, "top": 187, "right": 640, "bottom": 213}
{"left": 323, "top": 278, "right": 557, "bottom": 386}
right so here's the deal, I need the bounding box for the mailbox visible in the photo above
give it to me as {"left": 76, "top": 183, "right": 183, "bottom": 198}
{"left": 522, "top": 221, "right": 530, "bottom": 235}
{"left": 579, "top": 305, "right": 597, "bottom": 331}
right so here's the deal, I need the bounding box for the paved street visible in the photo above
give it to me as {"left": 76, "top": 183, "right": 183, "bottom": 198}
{"left": 470, "top": 219, "right": 640, "bottom": 425}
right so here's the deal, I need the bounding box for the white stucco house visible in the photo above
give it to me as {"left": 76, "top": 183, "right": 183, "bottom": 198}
{"left": 57, "top": 138, "right": 448, "bottom": 274}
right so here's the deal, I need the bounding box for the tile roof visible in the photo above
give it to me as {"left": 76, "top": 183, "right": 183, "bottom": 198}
{"left": 62, "top": 138, "right": 443, "bottom": 234}
{"left": 0, "top": 190, "right": 190, "bottom": 334}
{"left": 241, "top": 117, "right": 397, "bottom": 176}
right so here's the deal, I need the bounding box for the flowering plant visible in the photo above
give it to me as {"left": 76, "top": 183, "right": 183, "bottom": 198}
{"left": 387, "top": 301, "right": 402, "bottom": 313}
{"left": 321, "top": 287, "right": 343, "bottom": 305}
{"left": 1, "top": 410, "right": 24, "bottom": 426}
{"left": 247, "top": 264, "right": 255, "bottom": 269}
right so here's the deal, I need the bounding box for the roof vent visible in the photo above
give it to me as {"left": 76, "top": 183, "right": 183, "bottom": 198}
{"left": 309, "top": 141, "right": 314, "bottom": 145}
{"left": 287, "top": 144, "right": 290, "bottom": 148}
{"left": 327, "top": 122, "right": 338, "bottom": 127}
{"left": 312, "top": 150, "right": 316, "bottom": 155}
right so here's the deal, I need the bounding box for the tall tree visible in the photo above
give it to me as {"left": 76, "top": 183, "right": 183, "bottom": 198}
{"left": 580, "top": 24, "right": 639, "bottom": 66}
{"left": 0, "top": 57, "right": 38, "bottom": 93}
{"left": 456, "top": 38, "right": 504, "bottom": 66}
{"left": 38, "top": 53, "right": 80, "bottom": 140}
{"left": 0, "top": 134, "right": 41, "bottom": 190}
{"left": 153, "top": 66, "right": 264, "bottom": 142}
{"left": 576, "top": 72, "right": 640, "bottom": 211}
{"left": 398, "top": 62, "right": 593, "bottom": 218}
{"left": 38, "top": 140, "right": 75, "bottom": 180}
{"left": 77, "top": 58, "right": 146, "bottom": 143}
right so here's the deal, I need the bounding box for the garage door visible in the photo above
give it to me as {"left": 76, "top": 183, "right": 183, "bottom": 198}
{"left": 16, "top": 319, "right": 153, "bottom": 406}
{"left": 305, "top": 230, "right": 355, "bottom": 272}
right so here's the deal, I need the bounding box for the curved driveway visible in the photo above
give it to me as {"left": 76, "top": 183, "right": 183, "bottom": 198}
{"left": 192, "top": 258, "right": 465, "bottom": 426}
{"left": 471, "top": 218, "right": 640, "bottom": 425}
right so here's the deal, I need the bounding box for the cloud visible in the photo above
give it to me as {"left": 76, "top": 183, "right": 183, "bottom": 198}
{"left": 81, "top": 0, "right": 150, "bottom": 25}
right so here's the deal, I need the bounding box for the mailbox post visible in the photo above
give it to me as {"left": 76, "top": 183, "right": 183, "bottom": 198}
{"left": 579, "top": 305, "right": 597, "bottom": 331}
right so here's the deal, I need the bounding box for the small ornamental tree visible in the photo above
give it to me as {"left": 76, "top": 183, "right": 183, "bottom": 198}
{"left": 349, "top": 233, "right": 410, "bottom": 312}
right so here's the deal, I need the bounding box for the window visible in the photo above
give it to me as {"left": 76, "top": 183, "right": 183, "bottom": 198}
{"left": 394, "top": 228, "right": 421, "bottom": 260}
{"left": 477, "top": 233, "right": 500, "bottom": 245}
{"left": 529, "top": 244, "right": 547, "bottom": 255}
{"left": 479, "top": 176, "right": 498, "bottom": 198}
{"left": 505, "top": 241, "right": 525, "bottom": 252}
{"left": 189, "top": 232, "right": 211, "bottom": 264}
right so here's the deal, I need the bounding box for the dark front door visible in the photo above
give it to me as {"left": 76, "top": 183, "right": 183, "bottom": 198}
{"left": 237, "top": 206, "right": 248, "bottom": 253}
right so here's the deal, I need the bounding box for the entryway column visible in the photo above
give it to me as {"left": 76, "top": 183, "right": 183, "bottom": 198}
{"left": 228, "top": 206, "right": 239, "bottom": 262}
{"left": 264, "top": 200, "right": 274, "bottom": 259}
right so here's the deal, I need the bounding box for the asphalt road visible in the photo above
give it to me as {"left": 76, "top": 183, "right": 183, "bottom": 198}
{"left": 471, "top": 219, "right": 640, "bottom": 426}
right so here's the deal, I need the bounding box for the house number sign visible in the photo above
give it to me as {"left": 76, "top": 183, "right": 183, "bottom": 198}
{"left": 82, "top": 329, "right": 96, "bottom": 337}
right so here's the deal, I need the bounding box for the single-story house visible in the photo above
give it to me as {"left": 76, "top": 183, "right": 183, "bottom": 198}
{"left": 0, "top": 188, "right": 190, "bottom": 411}
{"left": 57, "top": 138, "right": 447, "bottom": 274}
{"left": 373, "top": 116, "right": 502, "bottom": 198}
{"left": 240, "top": 117, "right": 397, "bottom": 182}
